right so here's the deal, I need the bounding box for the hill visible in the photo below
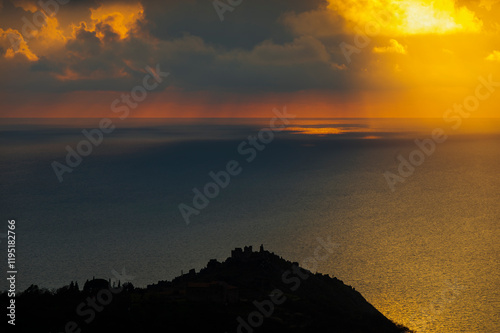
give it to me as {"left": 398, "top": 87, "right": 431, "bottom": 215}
{"left": 6, "top": 245, "right": 413, "bottom": 332}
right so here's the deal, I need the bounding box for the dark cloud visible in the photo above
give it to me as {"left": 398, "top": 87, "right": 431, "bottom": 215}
{"left": 152, "top": 34, "right": 349, "bottom": 92}
{"left": 142, "top": 0, "right": 328, "bottom": 49}
{"left": 0, "top": 1, "right": 46, "bottom": 33}
{"left": 67, "top": 24, "right": 102, "bottom": 57}
{"left": 0, "top": 0, "right": 357, "bottom": 94}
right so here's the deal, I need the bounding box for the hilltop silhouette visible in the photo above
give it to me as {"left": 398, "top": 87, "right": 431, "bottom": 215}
{"left": 5, "top": 246, "right": 413, "bottom": 332}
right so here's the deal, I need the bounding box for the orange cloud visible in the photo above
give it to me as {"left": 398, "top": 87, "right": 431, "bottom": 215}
{"left": 479, "top": 0, "right": 497, "bottom": 11}
{"left": 485, "top": 50, "right": 500, "bottom": 61}
{"left": 28, "top": 16, "right": 67, "bottom": 55}
{"left": 12, "top": 0, "right": 38, "bottom": 13}
{"left": 54, "top": 67, "right": 129, "bottom": 81}
{"left": 90, "top": 2, "right": 144, "bottom": 40}
{"left": 0, "top": 28, "right": 38, "bottom": 61}
{"left": 373, "top": 39, "right": 407, "bottom": 54}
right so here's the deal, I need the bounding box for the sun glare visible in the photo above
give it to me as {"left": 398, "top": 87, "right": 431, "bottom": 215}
{"left": 328, "top": 0, "right": 482, "bottom": 34}
{"left": 400, "top": 0, "right": 481, "bottom": 33}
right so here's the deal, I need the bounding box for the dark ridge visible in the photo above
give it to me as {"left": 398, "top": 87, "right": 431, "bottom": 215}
{"left": 5, "top": 246, "right": 414, "bottom": 332}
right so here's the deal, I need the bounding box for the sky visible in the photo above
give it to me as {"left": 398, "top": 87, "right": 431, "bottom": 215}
{"left": 0, "top": 0, "right": 499, "bottom": 118}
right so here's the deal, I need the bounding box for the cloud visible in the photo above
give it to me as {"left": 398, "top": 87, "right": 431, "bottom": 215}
{"left": 281, "top": 8, "right": 345, "bottom": 37}
{"left": 12, "top": 0, "right": 38, "bottom": 13}
{"left": 153, "top": 34, "right": 348, "bottom": 93}
{"left": 0, "top": 28, "right": 38, "bottom": 61}
{"left": 89, "top": 1, "right": 144, "bottom": 40}
{"left": 141, "top": 0, "right": 327, "bottom": 49}
{"left": 246, "top": 36, "right": 331, "bottom": 65}
{"left": 373, "top": 39, "right": 407, "bottom": 54}
{"left": 0, "top": 0, "right": 357, "bottom": 94}
{"left": 328, "top": 0, "right": 482, "bottom": 34}
{"left": 0, "top": 0, "right": 499, "bottom": 119}
{"left": 478, "top": 0, "right": 498, "bottom": 11}
{"left": 485, "top": 50, "right": 500, "bottom": 61}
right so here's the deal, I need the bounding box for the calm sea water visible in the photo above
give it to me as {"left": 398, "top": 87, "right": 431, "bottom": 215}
{"left": 1, "top": 118, "right": 499, "bottom": 332}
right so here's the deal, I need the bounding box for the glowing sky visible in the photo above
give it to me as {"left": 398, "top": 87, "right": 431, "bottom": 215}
{"left": 0, "top": 0, "right": 499, "bottom": 118}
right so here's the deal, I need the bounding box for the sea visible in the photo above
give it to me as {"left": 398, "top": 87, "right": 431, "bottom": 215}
{"left": 0, "top": 117, "right": 499, "bottom": 332}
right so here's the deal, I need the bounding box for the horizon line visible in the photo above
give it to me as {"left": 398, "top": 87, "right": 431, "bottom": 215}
{"left": 2, "top": 117, "right": 500, "bottom": 120}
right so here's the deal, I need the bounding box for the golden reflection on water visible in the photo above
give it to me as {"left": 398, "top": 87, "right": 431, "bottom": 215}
{"left": 285, "top": 126, "right": 343, "bottom": 135}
